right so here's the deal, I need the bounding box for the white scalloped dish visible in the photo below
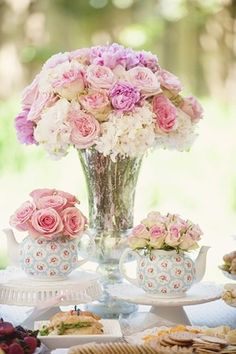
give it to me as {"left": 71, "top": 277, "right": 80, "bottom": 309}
{"left": 34, "top": 319, "right": 122, "bottom": 350}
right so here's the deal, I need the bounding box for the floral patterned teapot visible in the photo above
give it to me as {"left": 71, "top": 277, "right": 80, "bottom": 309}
{"left": 3, "top": 228, "right": 94, "bottom": 281}
{"left": 119, "top": 246, "right": 210, "bottom": 297}
{"left": 119, "top": 211, "right": 210, "bottom": 297}
{"left": 4, "top": 188, "right": 94, "bottom": 281}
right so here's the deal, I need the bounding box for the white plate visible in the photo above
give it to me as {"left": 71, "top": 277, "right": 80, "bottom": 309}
{"left": 222, "top": 270, "right": 236, "bottom": 281}
{"left": 34, "top": 319, "right": 122, "bottom": 350}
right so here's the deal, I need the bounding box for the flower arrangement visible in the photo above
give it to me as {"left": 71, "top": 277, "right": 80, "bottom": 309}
{"left": 9, "top": 188, "right": 87, "bottom": 239}
{"left": 128, "top": 211, "right": 202, "bottom": 253}
{"left": 15, "top": 43, "right": 203, "bottom": 161}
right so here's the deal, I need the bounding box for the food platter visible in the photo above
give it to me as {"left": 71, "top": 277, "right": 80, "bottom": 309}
{"left": 34, "top": 319, "right": 122, "bottom": 350}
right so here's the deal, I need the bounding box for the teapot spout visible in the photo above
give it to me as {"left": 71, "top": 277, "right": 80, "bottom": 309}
{"left": 195, "top": 246, "right": 210, "bottom": 283}
{"left": 2, "top": 228, "right": 20, "bottom": 267}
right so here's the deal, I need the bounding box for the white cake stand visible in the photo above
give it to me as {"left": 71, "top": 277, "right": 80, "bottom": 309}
{"left": 0, "top": 268, "right": 102, "bottom": 327}
{"left": 108, "top": 282, "right": 223, "bottom": 325}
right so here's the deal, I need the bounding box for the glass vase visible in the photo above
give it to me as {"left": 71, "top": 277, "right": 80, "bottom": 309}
{"left": 78, "top": 148, "right": 142, "bottom": 318}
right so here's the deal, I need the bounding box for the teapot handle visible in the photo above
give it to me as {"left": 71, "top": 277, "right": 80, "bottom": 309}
{"left": 119, "top": 248, "right": 139, "bottom": 287}
{"left": 77, "top": 230, "right": 95, "bottom": 267}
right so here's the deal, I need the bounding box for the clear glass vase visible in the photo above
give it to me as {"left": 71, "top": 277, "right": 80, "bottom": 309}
{"left": 78, "top": 148, "right": 142, "bottom": 318}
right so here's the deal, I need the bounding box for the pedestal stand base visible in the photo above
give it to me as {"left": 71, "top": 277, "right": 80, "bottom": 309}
{"left": 86, "top": 290, "right": 138, "bottom": 319}
{"left": 150, "top": 305, "right": 191, "bottom": 325}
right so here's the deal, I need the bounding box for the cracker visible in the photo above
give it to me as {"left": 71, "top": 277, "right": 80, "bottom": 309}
{"left": 200, "top": 335, "right": 228, "bottom": 347}
{"left": 169, "top": 332, "right": 196, "bottom": 343}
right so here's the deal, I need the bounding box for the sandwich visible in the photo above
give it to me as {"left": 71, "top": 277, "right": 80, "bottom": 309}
{"left": 39, "top": 311, "right": 103, "bottom": 336}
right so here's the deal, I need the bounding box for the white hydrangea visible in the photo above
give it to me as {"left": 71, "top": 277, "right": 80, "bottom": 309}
{"left": 34, "top": 98, "right": 71, "bottom": 158}
{"left": 155, "top": 109, "right": 197, "bottom": 151}
{"left": 96, "top": 103, "right": 156, "bottom": 161}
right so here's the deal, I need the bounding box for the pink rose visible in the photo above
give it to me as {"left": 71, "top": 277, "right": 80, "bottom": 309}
{"left": 86, "top": 64, "right": 116, "bottom": 89}
{"left": 132, "top": 224, "right": 149, "bottom": 239}
{"left": 21, "top": 75, "right": 39, "bottom": 108}
{"left": 127, "top": 66, "right": 160, "bottom": 96}
{"left": 186, "top": 224, "right": 202, "bottom": 241}
{"left": 27, "top": 92, "right": 58, "bottom": 122}
{"left": 158, "top": 69, "right": 182, "bottom": 94}
{"left": 165, "top": 224, "right": 182, "bottom": 246}
{"left": 153, "top": 94, "right": 177, "bottom": 132}
{"left": 179, "top": 234, "right": 198, "bottom": 251}
{"left": 52, "top": 67, "right": 85, "bottom": 100}
{"left": 30, "top": 208, "right": 64, "bottom": 238}
{"left": 30, "top": 189, "right": 78, "bottom": 207}
{"left": 69, "top": 109, "right": 100, "bottom": 149}
{"left": 150, "top": 225, "right": 165, "bottom": 238}
{"left": 61, "top": 207, "right": 86, "bottom": 238}
{"left": 36, "top": 195, "right": 67, "bottom": 211}
{"left": 180, "top": 96, "right": 203, "bottom": 123}
{"left": 79, "top": 90, "right": 111, "bottom": 121}
{"left": 10, "top": 201, "right": 36, "bottom": 231}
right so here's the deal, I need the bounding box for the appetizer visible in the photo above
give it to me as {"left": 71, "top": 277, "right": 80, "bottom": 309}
{"left": 143, "top": 325, "right": 236, "bottom": 353}
{"left": 220, "top": 251, "right": 236, "bottom": 275}
{"left": 39, "top": 310, "right": 103, "bottom": 336}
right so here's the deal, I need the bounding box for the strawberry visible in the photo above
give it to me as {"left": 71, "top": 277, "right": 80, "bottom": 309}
{"left": 8, "top": 343, "right": 24, "bottom": 354}
{"left": 24, "top": 337, "right": 37, "bottom": 354}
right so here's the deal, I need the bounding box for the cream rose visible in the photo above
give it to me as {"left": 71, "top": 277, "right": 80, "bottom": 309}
{"left": 86, "top": 64, "right": 116, "bottom": 89}
{"left": 127, "top": 66, "right": 160, "bottom": 96}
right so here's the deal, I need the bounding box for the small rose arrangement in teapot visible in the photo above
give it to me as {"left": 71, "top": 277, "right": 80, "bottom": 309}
{"left": 4, "top": 188, "right": 94, "bottom": 281}
{"left": 119, "top": 211, "right": 210, "bottom": 297}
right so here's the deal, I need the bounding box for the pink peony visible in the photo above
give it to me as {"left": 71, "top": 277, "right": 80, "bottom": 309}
{"left": 10, "top": 201, "right": 36, "bottom": 231}
{"left": 127, "top": 66, "right": 160, "bottom": 96}
{"left": 61, "top": 207, "right": 86, "bottom": 238}
{"left": 180, "top": 96, "right": 203, "bottom": 123}
{"left": 79, "top": 90, "right": 111, "bottom": 121}
{"left": 15, "top": 108, "right": 36, "bottom": 145}
{"left": 158, "top": 69, "right": 182, "bottom": 94}
{"left": 30, "top": 188, "right": 78, "bottom": 207}
{"left": 136, "top": 51, "right": 159, "bottom": 72}
{"left": 109, "top": 82, "right": 141, "bottom": 112}
{"left": 36, "top": 195, "right": 67, "bottom": 211}
{"left": 153, "top": 94, "right": 177, "bottom": 132}
{"left": 30, "top": 208, "right": 64, "bottom": 238}
{"left": 52, "top": 68, "right": 85, "bottom": 100}
{"left": 27, "top": 92, "right": 58, "bottom": 122}
{"left": 69, "top": 109, "right": 100, "bottom": 149}
{"left": 86, "top": 64, "right": 116, "bottom": 89}
{"left": 21, "top": 75, "right": 39, "bottom": 108}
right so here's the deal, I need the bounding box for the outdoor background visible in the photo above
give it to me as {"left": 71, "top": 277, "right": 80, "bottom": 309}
{"left": 0, "top": 0, "right": 236, "bottom": 283}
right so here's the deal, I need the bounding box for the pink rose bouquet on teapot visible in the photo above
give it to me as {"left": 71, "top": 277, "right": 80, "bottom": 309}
{"left": 9, "top": 188, "right": 87, "bottom": 239}
{"left": 15, "top": 43, "right": 203, "bottom": 161}
{"left": 128, "top": 211, "right": 202, "bottom": 253}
